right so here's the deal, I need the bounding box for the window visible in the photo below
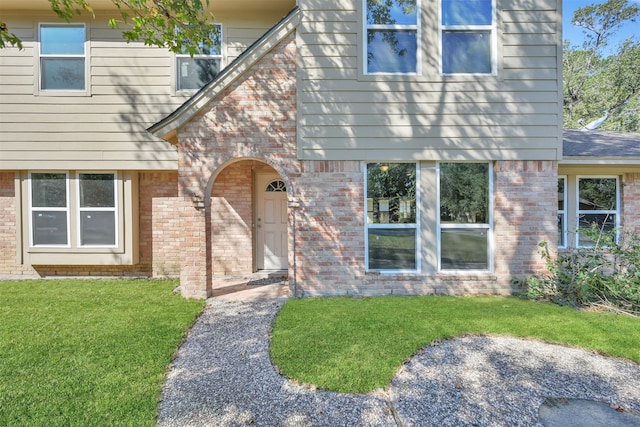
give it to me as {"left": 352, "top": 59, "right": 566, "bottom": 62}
{"left": 364, "top": 0, "right": 419, "bottom": 74}
{"left": 176, "top": 24, "right": 222, "bottom": 91}
{"left": 438, "top": 163, "right": 492, "bottom": 271}
{"left": 78, "top": 174, "right": 117, "bottom": 246}
{"left": 29, "top": 172, "right": 117, "bottom": 249}
{"left": 577, "top": 177, "right": 619, "bottom": 247}
{"left": 30, "top": 173, "right": 70, "bottom": 246}
{"left": 39, "top": 24, "right": 86, "bottom": 91}
{"left": 558, "top": 176, "right": 567, "bottom": 248}
{"left": 441, "top": 0, "right": 495, "bottom": 74}
{"left": 366, "top": 163, "right": 419, "bottom": 271}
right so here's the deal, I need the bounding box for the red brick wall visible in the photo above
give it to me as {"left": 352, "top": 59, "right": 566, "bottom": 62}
{"left": 0, "top": 171, "right": 181, "bottom": 279}
{"left": 211, "top": 162, "right": 254, "bottom": 275}
{"left": 622, "top": 173, "right": 640, "bottom": 234}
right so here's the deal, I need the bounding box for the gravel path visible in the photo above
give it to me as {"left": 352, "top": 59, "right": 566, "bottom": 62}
{"left": 158, "top": 297, "right": 640, "bottom": 427}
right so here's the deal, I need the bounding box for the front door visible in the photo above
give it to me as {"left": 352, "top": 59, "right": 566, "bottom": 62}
{"left": 256, "top": 174, "right": 288, "bottom": 270}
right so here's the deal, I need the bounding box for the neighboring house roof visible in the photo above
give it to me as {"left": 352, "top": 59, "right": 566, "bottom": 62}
{"left": 148, "top": 6, "right": 301, "bottom": 143}
{"left": 562, "top": 129, "right": 640, "bottom": 164}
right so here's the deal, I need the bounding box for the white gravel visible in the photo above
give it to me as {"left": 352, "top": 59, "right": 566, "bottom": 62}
{"left": 158, "top": 298, "right": 640, "bottom": 427}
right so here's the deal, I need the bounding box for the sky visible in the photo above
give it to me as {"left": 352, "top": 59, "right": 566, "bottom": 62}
{"left": 563, "top": 0, "right": 640, "bottom": 53}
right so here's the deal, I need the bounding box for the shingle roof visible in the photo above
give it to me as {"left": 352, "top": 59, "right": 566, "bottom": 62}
{"left": 563, "top": 128, "right": 640, "bottom": 158}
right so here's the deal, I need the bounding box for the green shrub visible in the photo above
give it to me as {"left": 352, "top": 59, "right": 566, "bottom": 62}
{"left": 527, "top": 226, "right": 640, "bottom": 315}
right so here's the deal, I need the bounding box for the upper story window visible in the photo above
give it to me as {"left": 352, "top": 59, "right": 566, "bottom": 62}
{"left": 39, "top": 24, "right": 86, "bottom": 91}
{"left": 364, "top": 0, "right": 419, "bottom": 74}
{"left": 176, "top": 24, "right": 223, "bottom": 91}
{"left": 441, "top": 0, "right": 495, "bottom": 75}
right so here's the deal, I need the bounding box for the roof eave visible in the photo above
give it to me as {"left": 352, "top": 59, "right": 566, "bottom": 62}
{"left": 148, "top": 7, "right": 301, "bottom": 141}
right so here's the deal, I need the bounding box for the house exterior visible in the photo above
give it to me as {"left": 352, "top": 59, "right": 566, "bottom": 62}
{"left": 1, "top": 0, "right": 639, "bottom": 299}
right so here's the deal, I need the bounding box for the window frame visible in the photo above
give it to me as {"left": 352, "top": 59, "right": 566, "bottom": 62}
{"left": 28, "top": 172, "right": 71, "bottom": 248}
{"left": 363, "top": 0, "right": 422, "bottom": 76}
{"left": 174, "top": 23, "right": 223, "bottom": 92}
{"left": 364, "top": 162, "right": 421, "bottom": 273}
{"left": 439, "top": 0, "right": 497, "bottom": 76}
{"left": 77, "top": 172, "right": 119, "bottom": 248}
{"left": 558, "top": 175, "right": 567, "bottom": 248}
{"left": 575, "top": 175, "right": 620, "bottom": 248}
{"left": 37, "top": 23, "right": 88, "bottom": 94}
{"left": 436, "top": 162, "right": 494, "bottom": 273}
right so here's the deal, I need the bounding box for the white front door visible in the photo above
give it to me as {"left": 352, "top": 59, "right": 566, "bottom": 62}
{"left": 256, "top": 174, "right": 288, "bottom": 270}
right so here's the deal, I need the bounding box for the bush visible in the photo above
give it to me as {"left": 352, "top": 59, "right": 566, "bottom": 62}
{"left": 526, "top": 226, "right": 640, "bottom": 316}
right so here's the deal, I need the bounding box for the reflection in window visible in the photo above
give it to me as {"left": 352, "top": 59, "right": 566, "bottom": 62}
{"left": 366, "top": 163, "right": 418, "bottom": 271}
{"left": 577, "top": 177, "right": 618, "bottom": 247}
{"left": 176, "top": 24, "right": 222, "bottom": 90}
{"left": 439, "top": 163, "right": 491, "bottom": 271}
{"left": 441, "top": 0, "right": 494, "bottom": 74}
{"left": 365, "top": 0, "right": 419, "bottom": 74}
{"left": 39, "top": 24, "right": 86, "bottom": 90}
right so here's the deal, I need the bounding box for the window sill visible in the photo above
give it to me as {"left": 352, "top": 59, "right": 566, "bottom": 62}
{"left": 25, "top": 250, "right": 135, "bottom": 266}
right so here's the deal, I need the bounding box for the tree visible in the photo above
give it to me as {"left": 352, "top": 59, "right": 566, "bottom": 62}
{"left": 564, "top": 0, "right": 640, "bottom": 132}
{"left": 1, "top": 0, "right": 218, "bottom": 55}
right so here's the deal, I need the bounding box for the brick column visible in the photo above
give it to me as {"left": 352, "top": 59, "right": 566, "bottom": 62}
{"left": 177, "top": 195, "right": 210, "bottom": 299}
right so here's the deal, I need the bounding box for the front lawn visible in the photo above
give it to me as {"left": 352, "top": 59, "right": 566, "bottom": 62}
{"left": 0, "top": 279, "right": 204, "bottom": 427}
{"left": 270, "top": 296, "right": 640, "bottom": 394}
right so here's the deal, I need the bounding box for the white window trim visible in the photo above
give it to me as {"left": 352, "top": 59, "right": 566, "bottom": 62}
{"left": 558, "top": 175, "right": 567, "bottom": 248}
{"left": 364, "top": 162, "right": 421, "bottom": 273}
{"left": 174, "top": 23, "right": 223, "bottom": 93}
{"left": 37, "top": 23, "right": 89, "bottom": 95}
{"left": 28, "top": 171, "right": 71, "bottom": 248}
{"left": 436, "top": 162, "right": 494, "bottom": 273}
{"left": 77, "top": 172, "right": 119, "bottom": 248}
{"left": 575, "top": 175, "right": 620, "bottom": 248}
{"left": 439, "top": 0, "right": 497, "bottom": 76}
{"left": 363, "top": 0, "right": 422, "bottom": 76}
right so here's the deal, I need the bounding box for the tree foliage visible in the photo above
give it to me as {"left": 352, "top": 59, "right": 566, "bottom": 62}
{"left": 1, "top": 0, "right": 217, "bottom": 55}
{"left": 564, "top": 0, "right": 640, "bottom": 131}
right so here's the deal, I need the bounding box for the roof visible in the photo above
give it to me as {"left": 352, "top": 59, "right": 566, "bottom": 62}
{"left": 148, "top": 6, "right": 301, "bottom": 142}
{"left": 562, "top": 129, "right": 640, "bottom": 163}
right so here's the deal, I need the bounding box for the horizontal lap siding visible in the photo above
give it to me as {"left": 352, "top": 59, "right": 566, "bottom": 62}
{"left": 0, "top": 11, "right": 285, "bottom": 170}
{"left": 297, "top": 0, "right": 562, "bottom": 161}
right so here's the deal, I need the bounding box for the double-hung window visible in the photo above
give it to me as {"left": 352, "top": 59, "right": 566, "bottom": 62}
{"left": 176, "top": 24, "right": 222, "bottom": 91}
{"left": 39, "top": 24, "right": 86, "bottom": 91}
{"left": 366, "top": 163, "right": 419, "bottom": 271}
{"left": 30, "top": 173, "right": 70, "bottom": 246}
{"left": 438, "top": 163, "right": 492, "bottom": 271}
{"left": 29, "top": 172, "right": 117, "bottom": 249}
{"left": 441, "top": 0, "right": 495, "bottom": 75}
{"left": 576, "top": 177, "right": 619, "bottom": 247}
{"left": 558, "top": 176, "right": 567, "bottom": 248}
{"left": 364, "top": 0, "right": 419, "bottom": 74}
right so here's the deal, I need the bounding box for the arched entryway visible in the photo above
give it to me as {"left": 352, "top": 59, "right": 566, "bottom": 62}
{"left": 209, "top": 160, "right": 289, "bottom": 276}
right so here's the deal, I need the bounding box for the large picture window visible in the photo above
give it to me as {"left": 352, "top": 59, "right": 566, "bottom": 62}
{"left": 366, "top": 163, "right": 419, "bottom": 271}
{"left": 577, "top": 177, "right": 619, "bottom": 247}
{"left": 39, "top": 24, "right": 86, "bottom": 91}
{"left": 438, "top": 163, "right": 492, "bottom": 271}
{"left": 441, "top": 0, "right": 495, "bottom": 75}
{"left": 364, "top": 0, "right": 419, "bottom": 74}
{"left": 176, "top": 24, "right": 222, "bottom": 91}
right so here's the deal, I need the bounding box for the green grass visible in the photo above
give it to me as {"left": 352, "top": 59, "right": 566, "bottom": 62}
{"left": 270, "top": 296, "right": 640, "bottom": 394}
{"left": 0, "top": 279, "right": 204, "bottom": 427}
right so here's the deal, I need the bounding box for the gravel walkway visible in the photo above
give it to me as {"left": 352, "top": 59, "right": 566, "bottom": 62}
{"left": 158, "top": 297, "right": 640, "bottom": 427}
